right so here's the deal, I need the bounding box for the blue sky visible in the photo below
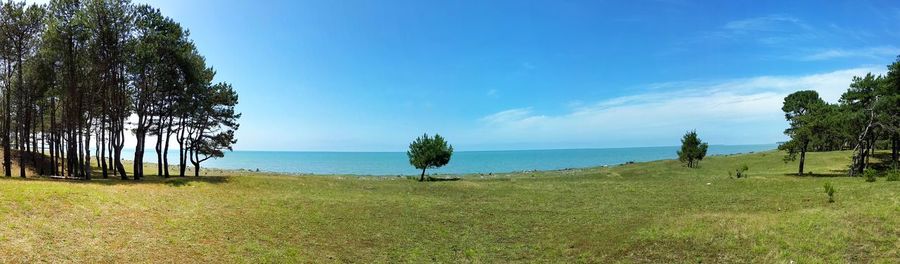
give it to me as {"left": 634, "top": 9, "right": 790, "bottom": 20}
{"left": 31, "top": 0, "right": 900, "bottom": 151}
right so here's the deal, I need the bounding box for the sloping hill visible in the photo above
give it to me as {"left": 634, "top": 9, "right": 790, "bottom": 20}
{"left": 0, "top": 150, "right": 896, "bottom": 262}
{"left": 0, "top": 150, "right": 57, "bottom": 177}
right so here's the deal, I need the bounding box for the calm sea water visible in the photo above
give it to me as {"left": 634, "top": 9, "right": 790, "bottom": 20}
{"left": 123, "top": 144, "right": 775, "bottom": 175}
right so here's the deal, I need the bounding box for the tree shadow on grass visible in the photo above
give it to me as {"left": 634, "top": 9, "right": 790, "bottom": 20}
{"left": 783, "top": 152, "right": 900, "bottom": 177}
{"left": 783, "top": 171, "right": 847, "bottom": 178}
{"left": 25, "top": 175, "right": 230, "bottom": 187}
{"left": 162, "top": 177, "right": 229, "bottom": 187}
{"left": 0, "top": 150, "right": 57, "bottom": 175}
{"left": 426, "top": 176, "right": 461, "bottom": 182}
{"left": 0, "top": 150, "right": 231, "bottom": 186}
{"left": 867, "top": 152, "right": 896, "bottom": 171}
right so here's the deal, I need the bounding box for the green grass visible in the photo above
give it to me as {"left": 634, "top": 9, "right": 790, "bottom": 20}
{"left": 0, "top": 150, "right": 897, "bottom": 262}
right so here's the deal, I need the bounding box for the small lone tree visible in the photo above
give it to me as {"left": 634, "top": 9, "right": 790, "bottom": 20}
{"left": 407, "top": 133, "right": 453, "bottom": 181}
{"left": 678, "top": 130, "right": 708, "bottom": 168}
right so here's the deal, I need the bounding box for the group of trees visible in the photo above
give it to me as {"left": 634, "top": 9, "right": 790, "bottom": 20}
{"left": 780, "top": 56, "right": 900, "bottom": 176}
{"left": 0, "top": 0, "right": 239, "bottom": 180}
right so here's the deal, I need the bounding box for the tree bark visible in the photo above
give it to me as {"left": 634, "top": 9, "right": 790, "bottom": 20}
{"left": 100, "top": 121, "right": 107, "bottom": 179}
{"left": 162, "top": 117, "right": 173, "bottom": 178}
{"left": 40, "top": 106, "right": 45, "bottom": 176}
{"left": 17, "top": 50, "right": 26, "bottom": 178}
{"left": 83, "top": 120, "right": 92, "bottom": 180}
{"left": 798, "top": 140, "right": 808, "bottom": 176}
{"left": 134, "top": 128, "right": 145, "bottom": 180}
{"left": 177, "top": 118, "right": 187, "bottom": 177}
{"left": 50, "top": 97, "right": 57, "bottom": 176}
{"left": 419, "top": 167, "right": 426, "bottom": 181}
{"left": 893, "top": 134, "right": 899, "bottom": 168}
{"left": 4, "top": 62, "right": 12, "bottom": 177}
{"left": 155, "top": 116, "right": 163, "bottom": 176}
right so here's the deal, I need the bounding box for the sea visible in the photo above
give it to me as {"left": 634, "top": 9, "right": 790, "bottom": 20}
{"left": 122, "top": 144, "right": 776, "bottom": 176}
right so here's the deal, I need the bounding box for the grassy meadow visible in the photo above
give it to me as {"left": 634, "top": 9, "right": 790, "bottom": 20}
{"left": 0, "top": 150, "right": 897, "bottom": 263}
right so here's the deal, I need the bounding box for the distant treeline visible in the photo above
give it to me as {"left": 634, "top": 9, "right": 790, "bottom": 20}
{"left": 0, "top": 0, "right": 239, "bottom": 180}
{"left": 780, "top": 56, "right": 900, "bottom": 176}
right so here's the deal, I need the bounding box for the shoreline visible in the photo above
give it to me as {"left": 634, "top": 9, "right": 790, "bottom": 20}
{"left": 117, "top": 149, "right": 776, "bottom": 178}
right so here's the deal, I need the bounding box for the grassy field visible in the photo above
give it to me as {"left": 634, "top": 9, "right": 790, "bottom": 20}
{"left": 0, "top": 150, "right": 897, "bottom": 263}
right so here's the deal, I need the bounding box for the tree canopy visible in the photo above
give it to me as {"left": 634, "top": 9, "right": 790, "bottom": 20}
{"left": 677, "top": 130, "right": 708, "bottom": 168}
{"left": 407, "top": 133, "right": 453, "bottom": 181}
{"left": 0, "top": 0, "right": 239, "bottom": 180}
{"left": 777, "top": 55, "right": 900, "bottom": 176}
{"left": 778, "top": 90, "right": 829, "bottom": 175}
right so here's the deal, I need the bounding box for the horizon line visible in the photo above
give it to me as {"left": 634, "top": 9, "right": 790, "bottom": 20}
{"left": 225, "top": 142, "right": 778, "bottom": 153}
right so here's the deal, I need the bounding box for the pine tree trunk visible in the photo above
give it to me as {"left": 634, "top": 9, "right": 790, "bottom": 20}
{"left": 893, "top": 134, "right": 899, "bottom": 168}
{"left": 100, "top": 123, "right": 107, "bottom": 179}
{"left": 134, "top": 134, "right": 144, "bottom": 180}
{"left": 419, "top": 168, "right": 426, "bottom": 181}
{"left": 17, "top": 53, "right": 25, "bottom": 178}
{"left": 49, "top": 98, "right": 57, "bottom": 176}
{"left": 798, "top": 140, "right": 808, "bottom": 175}
{"left": 156, "top": 117, "right": 163, "bottom": 176}
{"left": 83, "top": 122, "right": 92, "bottom": 180}
{"left": 162, "top": 118, "right": 173, "bottom": 178}
{"left": 4, "top": 65, "right": 12, "bottom": 177}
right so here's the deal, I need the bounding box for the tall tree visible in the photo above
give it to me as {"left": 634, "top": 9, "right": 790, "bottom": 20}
{"left": 171, "top": 46, "right": 210, "bottom": 177}
{"left": 24, "top": 38, "right": 56, "bottom": 176}
{"left": 44, "top": 0, "right": 92, "bottom": 179}
{"left": 881, "top": 57, "right": 900, "bottom": 167}
{"left": 839, "top": 74, "right": 885, "bottom": 174}
{"left": 187, "top": 82, "right": 239, "bottom": 177}
{"left": 0, "top": 1, "right": 11, "bottom": 177}
{"left": 0, "top": 1, "right": 44, "bottom": 177}
{"left": 779, "top": 90, "right": 829, "bottom": 175}
{"left": 84, "top": 0, "right": 132, "bottom": 179}
{"left": 129, "top": 4, "right": 186, "bottom": 179}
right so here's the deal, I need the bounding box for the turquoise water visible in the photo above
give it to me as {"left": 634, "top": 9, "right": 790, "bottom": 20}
{"left": 125, "top": 144, "right": 775, "bottom": 175}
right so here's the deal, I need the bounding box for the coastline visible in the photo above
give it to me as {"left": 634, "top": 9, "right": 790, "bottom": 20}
{"left": 114, "top": 148, "right": 778, "bottom": 178}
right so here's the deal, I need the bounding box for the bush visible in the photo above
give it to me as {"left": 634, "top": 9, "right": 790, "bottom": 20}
{"left": 823, "top": 182, "right": 835, "bottom": 203}
{"left": 887, "top": 170, "right": 900, "bottom": 182}
{"left": 677, "top": 130, "right": 708, "bottom": 168}
{"left": 864, "top": 168, "right": 877, "bottom": 182}
{"left": 730, "top": 165, "right": 749, "bottom": 178}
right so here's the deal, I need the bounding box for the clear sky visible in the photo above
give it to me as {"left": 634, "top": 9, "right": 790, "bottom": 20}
{"left": 29, "top": 0, "right": 900, "bottom": 151}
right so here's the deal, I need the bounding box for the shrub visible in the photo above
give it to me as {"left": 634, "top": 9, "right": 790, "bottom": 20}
{"left": 733, "top": 165, "right": 749, "bottom": 178}
{"left": 823, "top": 182, "right": 835, "bottom": 203}
{"left": 677, "top": 130, "right": 708, "bottom": 168}
{"left": 864, "top": 168, "right": 877, "bottom": 182}
{"left": 887, "top": 170, "right": 900, "bottom": 182}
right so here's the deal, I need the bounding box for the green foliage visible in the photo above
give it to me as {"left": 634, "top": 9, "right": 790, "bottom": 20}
{"left": 407, "top": 133, "right": 454, "bottom": 181}
{"left": 864, "top": 168, "right": 878, "bottom": 182}
{"left": 778, "top": 140, "right": 799, "bottom": 163}
{"left": 188, "top": 82, "right": 241, "bottom": 176}
{"left": 782, "top": 90, "right": 825, "bottom": 121}
{"left": 779, "top": 90, "right": 834, "bottom": 175}
{"left": 823, "top": 182, "right": 836, "bottom": 203}
{"left": 731, "top": 164, "right": 749, "bottom": 178}
{"left": 886, "top": 170, "right": 900, "bottom": 181}
{"left": 677, "top": 130, "right": 708, "bottom": 168}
